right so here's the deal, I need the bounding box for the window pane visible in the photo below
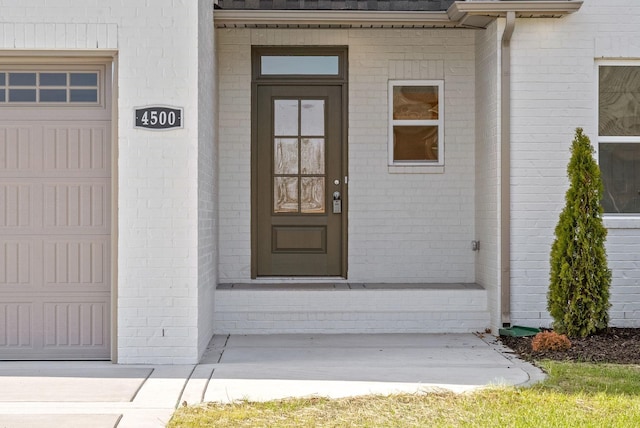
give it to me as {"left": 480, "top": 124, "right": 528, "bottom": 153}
{"left": 393, "top": 126, "right": 439, "bottom": 161}
{"left": 0, "top": 90, "right": 5, "bottom": 102}
{"left": 301, "top": 100, "right": 325, "bottom": 136}
{"left": 262, "top": 56, "right": 339, "bottom": 75}
{"left": 274, "top": 177, "right": 299, "bottom": 213}
{"left": 9, "top": 89, "right": 36, "bottom": 102}
{"left": 301, "top": 177, "right": 325, "bottom": 214}
{"left": 0, "top": 73, "right": 5, "bottom": 86}
{"left": 9, "top": 73, "right": 36, "bottom": 86}
{"left": 70, "top": 89, "right": 97, "bottom": 102}
{"left": 393, "top": 86, "right": 438, "bottom": 120}
{"left": 40, "top": 89, "right": 67, "bottom": 102}
{"left": 599, "top": 66, "right": 640, "bottom": 136}
{"left": 70, "top": 73, "right": 98, "bottom": 86}
{"left": 274, "top": 138, "right": 298, "bottom": 175}
{"left": 274, "top": 99, "right": 298, "bottom": 136}
{"left": 301, "top": 138, "right": 325, "bottom": 174}
{"left": 40, "top": 73, "right": 67, "bottom": 86}
{"left": 600, "top": 143, "right": 640, "bottom": 213}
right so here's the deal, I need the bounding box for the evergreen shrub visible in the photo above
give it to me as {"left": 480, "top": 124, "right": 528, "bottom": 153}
{"left": 547, "top": 128, "right": 611, "bottom": 338}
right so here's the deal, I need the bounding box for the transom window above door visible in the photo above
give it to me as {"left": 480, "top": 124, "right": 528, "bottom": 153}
{"left": 253, "top": 47, "right": 347, "bottom": 80}
{"left": 262, "top": 56, "right": 339, "bottom": 76}
{"left": 388, "top": 80, "right": 444, "bottom": 167}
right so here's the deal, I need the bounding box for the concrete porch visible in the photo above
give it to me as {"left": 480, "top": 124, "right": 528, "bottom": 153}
{"left": 214, "top": 283, "right": 490, "bottom": 334}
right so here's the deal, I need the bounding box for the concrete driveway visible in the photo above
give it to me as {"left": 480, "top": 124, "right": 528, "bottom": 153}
{"left": 0, "top": 334, "right": 543, "bottom": 427}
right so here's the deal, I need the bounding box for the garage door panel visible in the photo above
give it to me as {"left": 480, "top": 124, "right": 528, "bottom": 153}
{"left": 0, "top": 126, "right": 41, "bottom": 175}
{"left": 0, "top": 302, "right": 33, "bottom": 348}
{"left": 0, "top": 123, "right": 110, "bottom": 178}
{"left": 0, "top": 240, "right": 40, "bottom": 288}
{"left": 43, "top": 180, "right": 109, "bottom": 232}
{"left": 0, "top": 182, "right": 36, "bottom": 230}
{"left": 43, "top": 238, "right": 109, "bottom": 290}
{"left": 43, "top": 299, "right": 108, "bottom": 348}
{"left": 43, "top": 124, "right": 110, "bottom": 177}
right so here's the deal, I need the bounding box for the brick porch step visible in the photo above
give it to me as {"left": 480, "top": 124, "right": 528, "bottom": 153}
{"left": 214, "top": 283, "right": 490, "bottom": 334}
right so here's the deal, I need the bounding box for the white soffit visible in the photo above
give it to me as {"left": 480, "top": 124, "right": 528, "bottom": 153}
{"left": 214, "top": 1, "right": 583, "bottom": 29}
{"left": 449, "top": 1, "right": 584, "bottom": 28}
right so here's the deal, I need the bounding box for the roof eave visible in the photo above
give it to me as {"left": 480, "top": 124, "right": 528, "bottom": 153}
{"left": 448, "top": 1, "right": 584, "bottom": 23}
{"left": 213, "top": 1, "right": 584, "bottom": 30}
{"left": 214, "top": 10, "right": 457, "bottom": 29}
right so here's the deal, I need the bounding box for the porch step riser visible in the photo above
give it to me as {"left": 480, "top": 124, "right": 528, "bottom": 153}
{"left": 214, "top": 289, "right": 490, "bottom": 334}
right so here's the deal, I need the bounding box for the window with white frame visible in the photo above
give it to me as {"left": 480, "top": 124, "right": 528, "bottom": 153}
{"left": 389, "top": 80, "right": 444, "bottom": 166}
{"left": 598, "top": 64, "right": 640, "bottom": 214}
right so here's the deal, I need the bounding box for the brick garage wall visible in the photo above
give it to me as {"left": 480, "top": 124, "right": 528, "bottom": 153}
{"left": 0, "top": 0, "right": 214, "bottom": 364}
{"left": 217, "top": 28, "right": 477, "bottom": 283}
{"left": 509, "top": 0, "right": 640, "bottom": 328}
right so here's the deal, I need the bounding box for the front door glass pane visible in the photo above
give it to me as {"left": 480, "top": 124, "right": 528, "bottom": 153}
{"left": 301, "top": 138, "right": 325, "bottom": 174}
{"left": 274, "top": 99, "right": 298, "bottom": 136}
{"left": 301, "top": 100, "right": 325, "bottom": 136}
{"left": 274, "top": 177, "right": 299, "bottom": 213}
{"left": 301, "top": 177, "right": 325, "bottom": 213}
{"left": 274, "top": 138, "right": 299, "bottom": 174}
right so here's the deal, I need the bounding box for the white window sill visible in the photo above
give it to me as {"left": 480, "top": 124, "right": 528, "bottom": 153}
{"left": 388, "top": 165, "right": 444, "bottom": 174}
{"left": 603, "top": 216, "right": 640, "bottom": 229}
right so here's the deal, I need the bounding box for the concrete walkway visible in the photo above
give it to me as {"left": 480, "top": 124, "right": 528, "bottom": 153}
{"left": 0, "top": 334, "right": 543, "bottom": 428}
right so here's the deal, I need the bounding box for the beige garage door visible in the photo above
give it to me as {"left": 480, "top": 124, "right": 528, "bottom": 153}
{"left": 0, "top": 65, "right": 111, "bottom": 360}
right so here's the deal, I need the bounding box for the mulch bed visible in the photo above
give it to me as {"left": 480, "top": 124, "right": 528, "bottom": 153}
{"left": 499, "top": 328, "right": 640, "bottom": 365}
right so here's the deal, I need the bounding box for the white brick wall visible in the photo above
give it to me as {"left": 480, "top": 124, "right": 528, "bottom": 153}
{"left": 217, "top": 28, "right": 478, "bottom": 283}
{"left": 216, "top": 29, "right": 253, "bottom": 281}
{"left": 198, "top": 0, "right": 217, "bottom": 359}
{"left": 474, "top": 20, "right": 501, "bottom": 332}
{"left": 509, "top": 0, "right": 640, "bottom": 328}
{"left": 1, "top": 0, "right": 216, "bottom": 364}
{"left": 0, "top": 22, "right": 118, "bottom": 49}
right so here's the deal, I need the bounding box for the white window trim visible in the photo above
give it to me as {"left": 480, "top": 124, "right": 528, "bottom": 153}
{"left": 388, "top": 79, "right": 444, "bottom": 167}
{"left": 596, "top": 60, "right": 640, "bottom": 221}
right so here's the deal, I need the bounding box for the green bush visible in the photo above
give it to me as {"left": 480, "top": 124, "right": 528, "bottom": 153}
{"left": 547, "top": 128, "right": 611, "bottom": 338}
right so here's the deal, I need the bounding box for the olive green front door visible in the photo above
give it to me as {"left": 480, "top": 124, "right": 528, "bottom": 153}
{"left": 255, "top": 85, "right": 344, "bottom": 276}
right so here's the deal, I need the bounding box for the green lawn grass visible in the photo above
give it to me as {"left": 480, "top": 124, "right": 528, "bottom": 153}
{"left": 168, "top": 362, "right": 640, "bottom": 427}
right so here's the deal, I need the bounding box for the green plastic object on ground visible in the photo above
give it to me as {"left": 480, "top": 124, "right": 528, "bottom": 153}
{"left": 499, "top": 326, "right": 542, "bottom": 337}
